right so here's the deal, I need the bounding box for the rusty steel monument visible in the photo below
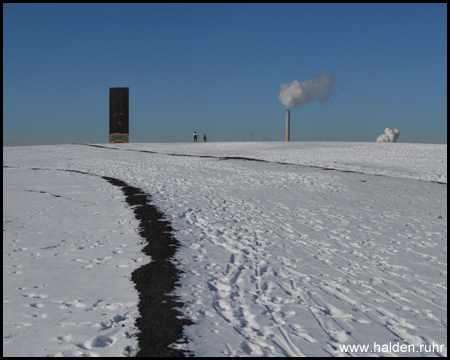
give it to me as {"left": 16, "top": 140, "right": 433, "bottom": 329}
{"left": 109, "top": 87, "right": 129, "bottom": 143}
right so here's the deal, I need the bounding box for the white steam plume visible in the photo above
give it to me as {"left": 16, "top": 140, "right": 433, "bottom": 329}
{"left": 278, "top": 72, "right": 336, "bottom": 109}
{"left": 376, "top": 128, "right": 400, "bottom": 142}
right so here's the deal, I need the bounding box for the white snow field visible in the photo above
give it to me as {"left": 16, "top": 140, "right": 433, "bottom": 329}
{"left": 3, "top": 141, "right": 447, "bottom": 357}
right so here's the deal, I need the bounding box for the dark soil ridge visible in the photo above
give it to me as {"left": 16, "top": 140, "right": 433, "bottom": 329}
{"left": 81, "top": 144, "right": 447, "bottom": 185}
{"left": 101, "top": 176, "right": 193, "bottom": 357}
{"left": 4, "top": 165, "right": 193, "bottom": 357}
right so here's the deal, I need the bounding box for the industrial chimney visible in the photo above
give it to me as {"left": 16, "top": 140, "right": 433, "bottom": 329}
{"left": 286, "top": 109, "right": 290, "bottom": 142}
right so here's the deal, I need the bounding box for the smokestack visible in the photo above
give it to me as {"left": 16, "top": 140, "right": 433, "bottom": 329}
{"left": 279, "top": 73, "right": 341, "bottom": 141}
{"left": 286, "top": 109, "right": 290, "bottom": 142}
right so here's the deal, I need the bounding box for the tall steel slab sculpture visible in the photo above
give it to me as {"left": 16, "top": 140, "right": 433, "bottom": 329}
{"left": 109, "top": 87, "right": 129, "bottom": 143}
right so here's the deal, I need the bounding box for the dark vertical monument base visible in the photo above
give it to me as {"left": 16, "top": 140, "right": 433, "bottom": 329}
{"left": 109, "top": 87, "right": 129, "bottom": 143}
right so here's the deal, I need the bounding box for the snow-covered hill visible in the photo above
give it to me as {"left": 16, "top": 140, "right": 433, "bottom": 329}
{"left": 3, "top": 142, "right": 447, "bottom": 357}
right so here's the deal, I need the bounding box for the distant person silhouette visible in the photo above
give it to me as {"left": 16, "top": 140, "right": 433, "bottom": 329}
{"left": 193, "top": 131, "right": 198, "bottom": 142}
{"left": 203, "top": 134, "right": 207, "bottom": 142}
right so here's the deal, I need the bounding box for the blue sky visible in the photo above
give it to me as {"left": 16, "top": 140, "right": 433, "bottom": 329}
{"left": 3, "top": 3, "right": 447, "bottom": 145}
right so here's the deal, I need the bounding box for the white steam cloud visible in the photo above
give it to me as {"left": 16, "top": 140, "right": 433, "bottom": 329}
{"left": 376, "top": 128, "right": 400, "bottom": 142}
{"left": 278, "top": 72, "right": 336, "bottom": 109}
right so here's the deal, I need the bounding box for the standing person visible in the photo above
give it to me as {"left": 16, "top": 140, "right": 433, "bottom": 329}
{"left": 193, "top": 131, "right": 199, "bottom": 142}
{"left": 203, "top": 134, "right": 207, "bottom": 142}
